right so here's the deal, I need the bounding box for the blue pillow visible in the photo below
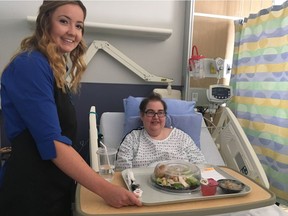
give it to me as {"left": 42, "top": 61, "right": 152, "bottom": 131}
{"left": 166, "top": 113, "right": 202, "bottom": 148}
{"left": 123, "top": 113, "right": 202, "bottom": 149}
{"left": 124, "top": 116, "right": 143, "bottom": 135}
{"left": 123, "top": 96, "right": 196, "bottom": 119}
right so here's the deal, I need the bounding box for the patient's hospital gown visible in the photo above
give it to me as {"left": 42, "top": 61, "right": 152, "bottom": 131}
{"left": 116, "top": 128, "right": 206, "bottom": 170}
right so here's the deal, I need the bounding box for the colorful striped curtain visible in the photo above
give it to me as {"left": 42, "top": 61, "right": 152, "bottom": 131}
{"left": 230, "top": 3, "right": 288, "bottom": 205}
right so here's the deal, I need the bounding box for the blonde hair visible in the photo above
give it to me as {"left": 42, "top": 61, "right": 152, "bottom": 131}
{"left": 8, "top": 0, "right": 87, "bottom": 93}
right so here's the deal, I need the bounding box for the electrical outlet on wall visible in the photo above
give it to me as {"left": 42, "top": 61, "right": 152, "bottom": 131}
{"left": 192, "top": 92, "right": 198, "bottom": 102}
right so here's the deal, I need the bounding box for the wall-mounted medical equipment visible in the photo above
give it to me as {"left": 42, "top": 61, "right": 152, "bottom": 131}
{"left": 85, "top": 40, "right": 174, "bottom": 90}
{"left": 188, "top": 45, "right": 205, "bottom": 72}
{"left": 207, "top": 84, "right": 232, "bottom": 104}
{"left": 153, "top": 88, "right": 181, "bottom": 99}
{"left": 188, "top": 56, "right": 232, "bottom": 109}
{"left": 190, "top": 84, "right": 233, "bottom": 108}
{"left": 190, "top": 58, "right": 232, "bottom": 80}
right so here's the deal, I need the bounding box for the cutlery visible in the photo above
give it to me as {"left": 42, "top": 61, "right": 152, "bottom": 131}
{"left": 127, "top": 169, "right": 143, "bottom": 197}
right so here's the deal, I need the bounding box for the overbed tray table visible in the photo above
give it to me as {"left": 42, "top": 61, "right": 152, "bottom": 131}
{"left": 75, "top": 166, "right": 275, "bottom": 216}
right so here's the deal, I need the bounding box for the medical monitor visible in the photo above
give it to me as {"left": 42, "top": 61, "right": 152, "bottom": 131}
{"left": 190, "top": 85, "right": 232, "bottom": 108}
{"left": 212, "top": 108, "right": 269, "bottom": 188}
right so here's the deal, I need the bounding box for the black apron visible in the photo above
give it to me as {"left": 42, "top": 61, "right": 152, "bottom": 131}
{"left": 0, "top": 86, "right": 77, "bottom": 216}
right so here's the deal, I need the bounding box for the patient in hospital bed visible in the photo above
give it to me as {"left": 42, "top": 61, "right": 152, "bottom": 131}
{"left": 116, "top": 93, "right": 206, "bottom": 170}
{"left": 97, "top": 93, "right": 288, "bottom": 216}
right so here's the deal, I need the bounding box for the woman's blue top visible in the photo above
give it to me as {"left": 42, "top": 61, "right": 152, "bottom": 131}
{"left": 1, "top": 51, "right": 72, "bottom": 160}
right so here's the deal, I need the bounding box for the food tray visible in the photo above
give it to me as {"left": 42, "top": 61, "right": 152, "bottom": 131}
{"left": 122, "top": 165, "right": 251, "bottom": 206}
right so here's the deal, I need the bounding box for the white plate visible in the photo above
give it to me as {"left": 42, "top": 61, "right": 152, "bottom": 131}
{"left": 151, "top": 160, "right": 201, "bottom": 193}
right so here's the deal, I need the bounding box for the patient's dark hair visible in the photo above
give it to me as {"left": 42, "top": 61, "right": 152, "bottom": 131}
{"left": 139, "top": 92, "right": 167, "bottom": 113}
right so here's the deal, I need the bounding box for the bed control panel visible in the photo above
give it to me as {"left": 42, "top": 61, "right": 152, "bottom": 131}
{"left": 235, "top": 152, "right": 249, "bottom": 175}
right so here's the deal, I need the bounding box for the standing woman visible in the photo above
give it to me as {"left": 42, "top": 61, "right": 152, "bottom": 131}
{"left": 0, "top": 1, "right": 141, "bottom": 216}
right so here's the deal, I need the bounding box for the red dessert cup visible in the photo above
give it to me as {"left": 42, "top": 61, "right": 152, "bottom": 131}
{"left": 201, "top": 178, "right": 218, "bottom": 196}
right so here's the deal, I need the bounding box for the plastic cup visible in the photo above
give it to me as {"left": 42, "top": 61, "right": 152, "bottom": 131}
{"left": 200, "top": 178, "right": 218, "bottom": 196}
{"left": 96, "top": 147, "right": 117, "bottom": 182}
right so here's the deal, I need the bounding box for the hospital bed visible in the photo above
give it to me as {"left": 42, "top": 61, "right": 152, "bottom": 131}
{"left": 87, "top": 97, "right": 288, "bottom": 216}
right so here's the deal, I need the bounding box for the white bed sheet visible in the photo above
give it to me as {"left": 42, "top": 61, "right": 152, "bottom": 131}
{"left": 200, "top": 119, "right": 225, "bottom": 166}
{"left": 212, "top": 205, "right": 287, "bottom": 216}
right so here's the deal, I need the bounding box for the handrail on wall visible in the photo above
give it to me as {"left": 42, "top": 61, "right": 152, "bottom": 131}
{"left": 26, "top": 16, "right": 172, "bottom": 41}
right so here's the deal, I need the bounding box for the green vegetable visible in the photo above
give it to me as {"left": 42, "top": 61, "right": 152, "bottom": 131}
{"left": 186, "top": 176, "right": 200, "bottom": 187}
{"left": 156, "top": 177, "right": 162, "bottom": 185}
{"left": 172, "top": 183, "right": 185, "bottom": 189}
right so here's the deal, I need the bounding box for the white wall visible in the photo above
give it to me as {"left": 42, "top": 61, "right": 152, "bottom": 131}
{"left": 0, "top": 0, "right": 187, "bottom": 87}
